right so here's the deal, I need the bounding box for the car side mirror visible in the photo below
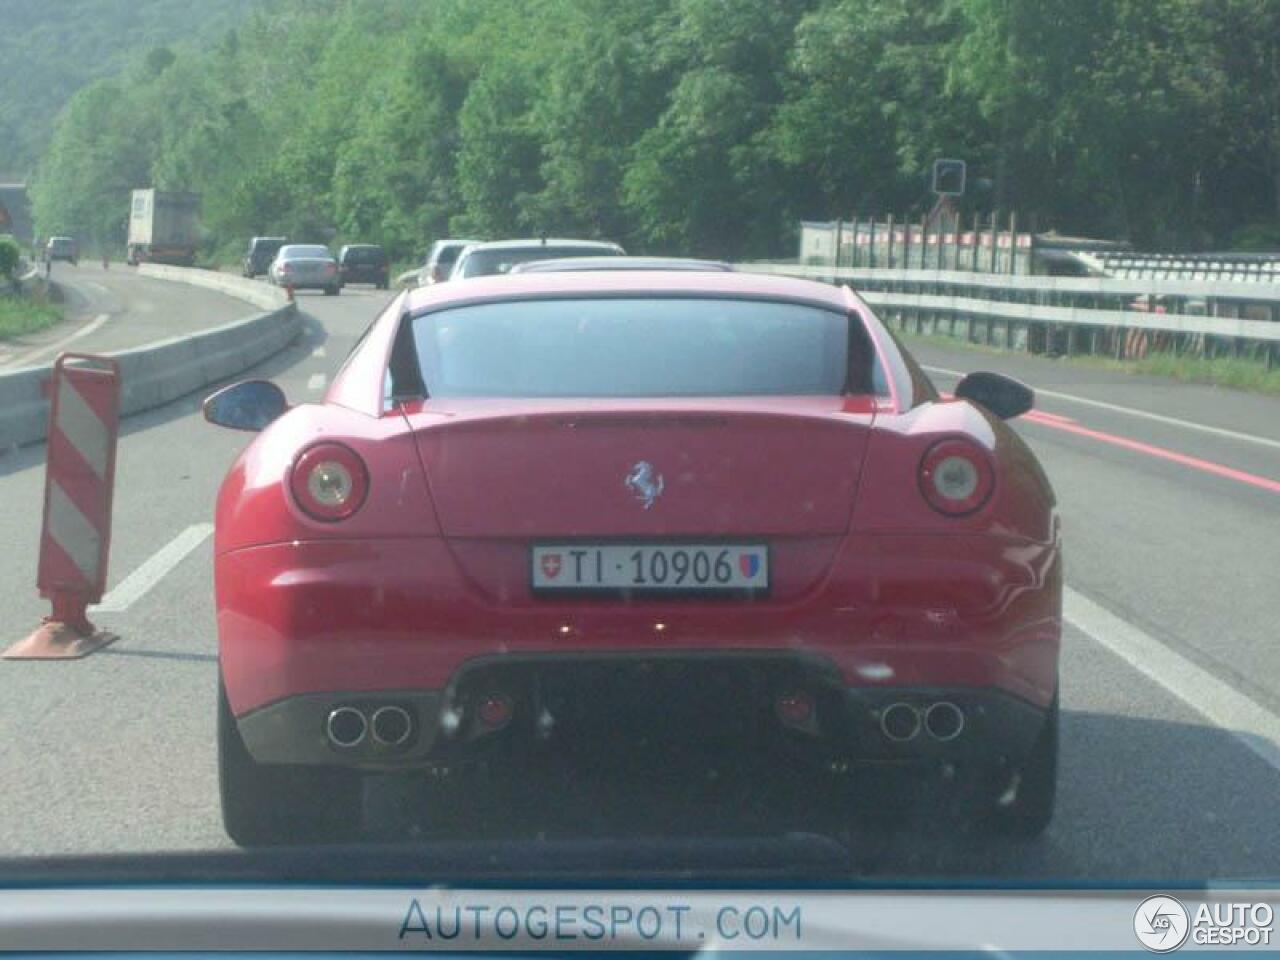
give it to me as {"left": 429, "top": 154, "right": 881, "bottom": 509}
{"left": 203, "top": 380, "right": 288, "bottom": 431}
{"left": 954, "top": 371, "right": 1034, "bottom": 420}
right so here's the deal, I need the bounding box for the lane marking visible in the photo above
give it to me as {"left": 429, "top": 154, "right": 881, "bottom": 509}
{"left": 312, "top": 346, "right": 327, "bottom": 358}
{"left": 1065, "top": 587, "right": 1280, "bottom": 771}
{"left": 0, "top": 313, "right": 110, "bottom": 368}
{"left": 93, "top": 524, "right": 213, "bottom": 614}
{"left": 307, "top": 373, "right": 327, "bottom": 392}
{"left": 921, "top": 364, "right": 1280, "bottom": 451}
{"left": 1031, "top": 414, "right": 1280, "bottom": 493}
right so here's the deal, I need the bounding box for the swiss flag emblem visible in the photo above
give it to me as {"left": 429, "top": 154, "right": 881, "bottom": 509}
{"left": 540, "top": 553, "right": 562, "bottom": 579}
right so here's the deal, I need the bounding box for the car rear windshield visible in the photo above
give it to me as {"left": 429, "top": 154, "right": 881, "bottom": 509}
{"left": 406, "top": 298, "right": 877, "bottom": 398}
{"left": 281, "top": 245, "right": 330, "bottom": 259}
{"left": 344, "top": 247, "right": 385, "bottom": 263}
{"left": 455, "top": 246, "right": 620, "bottom": 278}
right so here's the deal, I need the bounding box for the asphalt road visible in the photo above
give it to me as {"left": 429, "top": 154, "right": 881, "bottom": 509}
{"left": 0, "top": 261, "right": 251, "bottom": 370}
{"left": 0, "top": 275, "right": 1276, "bottom": 883}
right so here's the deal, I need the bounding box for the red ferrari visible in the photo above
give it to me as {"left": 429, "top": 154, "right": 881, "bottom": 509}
{"left": 205, "top": 270, "right": 1061, "bottom": 846}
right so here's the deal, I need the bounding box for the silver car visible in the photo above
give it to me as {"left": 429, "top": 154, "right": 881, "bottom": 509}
{"left": 269, "top": 243, "right": 341, "bottom": 295}
{"left": 449, "top": 238, "right": 625, "bottom": 279}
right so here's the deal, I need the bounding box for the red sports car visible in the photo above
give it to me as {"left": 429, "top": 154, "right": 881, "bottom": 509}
{"left": 205, "top": 270, "right": 1061, "bottom": 846}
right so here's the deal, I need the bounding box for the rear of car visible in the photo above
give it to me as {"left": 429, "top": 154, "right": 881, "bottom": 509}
{"left": 337, "top": 244, "right": 389, "bottom": 289}
{"left": 269, "top": 243, "right": 340, "bottom": 295}
{"left": 450, "top": 239, "right": 625, "bottom": 279}
{"left": 45, "top": 236, "right": 78, "bottom": 264}
{"left": 243, "top": 237, "right": 286, "bottom": 278}
{"left": 418, "top": 239, "right": 475, "bottom": 286}
{"left": 213, "top": 273, "right": 1060, "bottom": 844}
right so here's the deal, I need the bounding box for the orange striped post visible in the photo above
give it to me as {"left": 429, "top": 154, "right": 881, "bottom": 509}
{"left": 6, "top": 353, "right": 121, "bottom": 659}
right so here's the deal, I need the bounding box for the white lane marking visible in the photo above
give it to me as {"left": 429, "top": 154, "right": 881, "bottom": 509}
{"left": 93, "top": 524, "right": 214, "bottom": 614}
{"left": 1065, "top": 587, "right": 1280, "bottom": 771}
{"left": 312, "top": 346, "right": 327, "bottom": 358}
{"left": 0, "top": 313, "right": 110, "bottom": 368}
{"left": 307, "top": 373, "right": 327, "bottom": 392}
{"left": 922, "top": 363, "right": 1280, "bottom": 451}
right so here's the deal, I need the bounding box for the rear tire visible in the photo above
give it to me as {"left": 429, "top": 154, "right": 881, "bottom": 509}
{"left": 325, "top": 285, "right": 339, "bottom": 296}
{"left": 218, "top": 677, "right": 361, "bottom": 846}
{"left": 984, "top": 692, "right": 1058, "bottom": 838}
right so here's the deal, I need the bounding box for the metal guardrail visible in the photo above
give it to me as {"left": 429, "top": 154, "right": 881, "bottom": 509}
{"left": 738, "top": 263, "right": 1280, "bottom": 367}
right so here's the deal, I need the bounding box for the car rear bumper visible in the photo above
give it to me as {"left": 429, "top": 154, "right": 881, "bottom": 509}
{"left": 218, "top": 534, "right": 1060, "bottom": 767}
{"left": 234, "top": 654, "right": 1049, "bottom": 770}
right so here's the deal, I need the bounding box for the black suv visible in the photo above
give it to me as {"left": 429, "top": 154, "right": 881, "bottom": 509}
{"left": 243, "top": 236, "right": 286, "bottom": 278}
{"left": 337, "top": 244, "right": 389, "bottom": 289}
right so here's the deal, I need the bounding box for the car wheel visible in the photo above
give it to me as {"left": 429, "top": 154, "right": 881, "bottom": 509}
{"left": 984, "top": 692, "right": 1058, "bottom": 838}
{"left": 218, "top": 677, "right": 361, "bottom": 846}
{"left": 325, "top": 285, "right": 339, "bottom": 296}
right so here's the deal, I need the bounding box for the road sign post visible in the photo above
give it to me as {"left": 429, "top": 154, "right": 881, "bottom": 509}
{"left": 6, "top": 354, "right": 121, "bottom": 659}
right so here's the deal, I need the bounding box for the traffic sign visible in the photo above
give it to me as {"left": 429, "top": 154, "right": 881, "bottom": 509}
{"left": 932, "top": 158, "right": 967, "bottom": 197}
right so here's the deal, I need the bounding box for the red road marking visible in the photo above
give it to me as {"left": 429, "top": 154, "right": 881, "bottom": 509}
{"left": 1023, "top": 409, "right": 1076, "bottom": 425}
{"left": 1025, "top": 416, "right": 1280, "bottom": 494}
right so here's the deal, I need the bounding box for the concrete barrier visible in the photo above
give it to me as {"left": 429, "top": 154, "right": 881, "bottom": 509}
{"left": 0, "top": 266, "right": 299, "bottom": 454}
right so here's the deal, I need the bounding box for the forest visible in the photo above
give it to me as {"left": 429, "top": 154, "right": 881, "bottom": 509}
{"left": 25, "top": 0, "right": 1280, "bottom": 262}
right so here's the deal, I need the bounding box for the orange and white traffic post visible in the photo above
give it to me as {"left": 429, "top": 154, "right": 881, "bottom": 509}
{"left": 5, "top": 353, "right": 121, "bottom": 659}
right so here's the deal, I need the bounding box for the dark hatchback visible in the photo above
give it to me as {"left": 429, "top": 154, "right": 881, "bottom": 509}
{"left": 337, "top": 244, "right": 390, "bottom": 289}
{"left": 243, "top": 236, "right": 286, "bottom": 278}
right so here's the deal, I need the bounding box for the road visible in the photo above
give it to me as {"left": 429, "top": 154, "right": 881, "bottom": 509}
{"left": 0, "top": 262, "right": 252, "bottom": 370}
{"left": 0, "top": 273, "right": 1276, "bottom": 882}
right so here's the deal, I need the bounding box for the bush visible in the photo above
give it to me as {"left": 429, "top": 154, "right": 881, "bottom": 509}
{"left": 1229, "top": 221, "right": 1280, "bottom": 252}
{"left": 0, "top": 235, "right": 20, "bottom": 285}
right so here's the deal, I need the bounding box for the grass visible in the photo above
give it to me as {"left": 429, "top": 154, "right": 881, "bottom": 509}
{"left": 0, "top": 292, "right": 61, "bottom": 339}
{"left": 898, "top": 326, "right": 1280, "bottom": 396}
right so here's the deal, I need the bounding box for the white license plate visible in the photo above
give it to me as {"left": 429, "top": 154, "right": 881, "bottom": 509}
{"left": 531, "top": 543, "right": 769, "bottom": 593}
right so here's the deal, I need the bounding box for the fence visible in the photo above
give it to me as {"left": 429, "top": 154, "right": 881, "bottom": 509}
{"left": 799, "top": 211, "right": 1035, "bottom": 275}
{"left": 740, "top": 263, "right": 1280, "bottom": 370}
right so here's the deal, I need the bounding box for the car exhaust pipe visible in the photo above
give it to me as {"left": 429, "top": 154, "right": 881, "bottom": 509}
{"left": 326, "top": 706, "right": 368, "bottom": 748}
{"left": 371, "top": 705, "right": 413, "bottom": 747}
{"left": 924, "top": 701, "right": 965, "bottom": 741}
{"left": 880, "top": 702, "right": 921, "bottom": 742}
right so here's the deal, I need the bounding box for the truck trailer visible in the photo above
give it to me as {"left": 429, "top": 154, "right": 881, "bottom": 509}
{"left": 127, "top": 189, "right": 200, "bottom": 266}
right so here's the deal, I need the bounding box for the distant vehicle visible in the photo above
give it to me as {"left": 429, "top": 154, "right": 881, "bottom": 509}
{"left": 417, "top": 239, "right": 476, "bottom": 286}
{"left": 44, "top": 235, "right": 78, "bottom": 265}
{"left": 450, "top": 238, "right": 625, "bottom": 279}
{"left": 243, "top": 237, "right": 287, "bottom": 278}
{"left": 269, "top": 243, "right": 340, "bottom": 295}
{"left": 126, "top": 189, "right": 201, "bottom": 266}
{"left": 510, "top": 256, "right": 733, "bottom": 274}
{"left": 337, "top": 244, "right": 390, "bottom": 289}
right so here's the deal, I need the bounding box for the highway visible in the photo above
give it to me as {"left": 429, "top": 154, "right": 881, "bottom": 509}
{"left": 0, "top": 270, "right": 1276, "bottom": 881}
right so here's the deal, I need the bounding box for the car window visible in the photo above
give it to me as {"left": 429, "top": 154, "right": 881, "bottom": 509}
{"left": 409, "top": 298, "right": 866, "bottom": 398}
{"left": 456, "top": 246, "right": 620, "bottom": 277}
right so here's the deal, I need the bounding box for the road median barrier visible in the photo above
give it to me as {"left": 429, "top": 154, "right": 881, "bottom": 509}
{"left": 0, "top": 265, "right": 299, "bottom": 454}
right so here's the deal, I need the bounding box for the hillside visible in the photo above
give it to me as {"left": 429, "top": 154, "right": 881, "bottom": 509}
{"left": 0, "top": 0, "right": 261, "bottom": 176}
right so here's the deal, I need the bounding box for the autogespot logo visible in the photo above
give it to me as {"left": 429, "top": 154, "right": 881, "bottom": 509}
{"left": 1135, "top": 896, "right": 1191, "bottom": 952}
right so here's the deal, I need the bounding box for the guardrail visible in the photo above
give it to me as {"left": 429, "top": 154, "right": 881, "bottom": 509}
{"left": 739, "top": 263, "right": 1280, "bottom": 368}
{"left": 0, "top": 267, "right": 299, "bottom": 453}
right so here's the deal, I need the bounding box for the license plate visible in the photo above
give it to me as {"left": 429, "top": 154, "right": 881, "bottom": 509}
{"left": 531, "top": 543, "right": 769, "bottom": 593}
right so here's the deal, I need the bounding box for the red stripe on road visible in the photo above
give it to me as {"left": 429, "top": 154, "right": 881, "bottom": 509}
{"left": 1026, "top": 417, "right": 1280, "bottom": 494}
{"left": 1024, "top": 409, "right": 1076, "bottom": 425}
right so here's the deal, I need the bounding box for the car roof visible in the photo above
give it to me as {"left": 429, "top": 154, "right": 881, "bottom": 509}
{"left": 432, "top": 238, "right": 478, "bottom": 250}
{"left": 511, "top": 256, "right": 733, "bottom": 273}
{"left": 403, "top": 269, "right": 854, "bottom": 315}
{"left": 252, "top": 236, "right": 286, "bottom": 243}
{"left": 341, "top": 243, "right": 383, "bottom": 250}
{"left": 459, "top": 238, "right": 623, "bottom": 254}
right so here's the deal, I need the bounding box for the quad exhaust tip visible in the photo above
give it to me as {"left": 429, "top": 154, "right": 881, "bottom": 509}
{"left": 880, "top": 702, "right": 921, "bottom": 742}
{"left": 925, "top": 701, "right": 965, "bottom": 741}
{"left": 371, "top": 705, "right": 413, "bottom": 746}
{"left": 326, "top": 706, "right": 368, "bottom": 748}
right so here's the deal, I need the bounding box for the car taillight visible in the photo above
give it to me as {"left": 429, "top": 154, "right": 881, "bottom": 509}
{"left": 290, "top": 443, "right": 369, "bottom": 521}
{"left": 281, "top": 263, "right": 293, "bottom": 273}
{"left": 324, "top": 262, "right": 337, "bottom": 274}
{"left": 919, "top": 438, "right": 994, "bottom": 516}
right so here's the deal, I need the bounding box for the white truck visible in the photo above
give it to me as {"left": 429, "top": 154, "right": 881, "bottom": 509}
{"left": 126, "top": 189, "right": 200, "bottom": 266}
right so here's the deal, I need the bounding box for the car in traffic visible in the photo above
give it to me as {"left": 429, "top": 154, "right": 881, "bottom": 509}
{"left": 44, "top": 235, "right": 78, "bottom": 265}
{"left": 203, "top": 269, "right": 1060, "bottom": 846}
{"left": 337, "top": 244, "right": 390, "bottom": 289}
{"left": 449, "top": 237, "right": 625, "bottom": 279}
{"left": 268, "top": 243, "right": 341, "bottom": 295}
{"left": 510, "top": 256, "right": 733, "bottom": 274}
{"left": 243, "top": 236, "right": 287, "bottom": 278}
{"left": 417, "top": 238, "right": 476, "bottom": 286}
